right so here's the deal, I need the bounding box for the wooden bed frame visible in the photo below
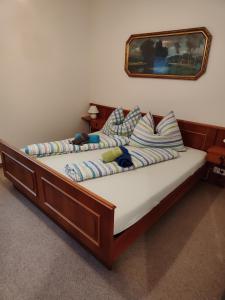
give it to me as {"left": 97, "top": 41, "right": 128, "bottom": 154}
{"left": 0, "top": 103, "right": 225, "bottom": 268}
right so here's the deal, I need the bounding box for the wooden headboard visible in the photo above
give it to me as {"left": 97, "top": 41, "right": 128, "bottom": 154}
{"left": 90, "top": 103, "right": 225, "bottom": 151}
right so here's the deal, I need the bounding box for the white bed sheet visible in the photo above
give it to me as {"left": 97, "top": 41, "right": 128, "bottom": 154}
{"left": 38, "top": 147, "right": 206, "bottom": 235}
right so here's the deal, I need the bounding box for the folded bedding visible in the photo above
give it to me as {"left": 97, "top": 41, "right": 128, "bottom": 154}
{"left": 65, "top": 147, "right": 178, "bottom": 182}
{"left": 70, "top": 132, "right": 89, "bottom": 145}
{"left": 115, "top": 146, "right": 133, "bottom": 168}
{"left": 21, "top": 133, "right": 129, "bottom": 157}
{"left": 70, "top": 133, "right": 100, "bottom": 145}
{"left": 102, "top": 147, "right": 123, "bottom": 163}
{"left": 88, "top": 135, "right": 100, "bottom": 144}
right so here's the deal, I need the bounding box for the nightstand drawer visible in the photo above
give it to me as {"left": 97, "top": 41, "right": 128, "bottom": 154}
{"left": 206, "top": 153, "right": 225, "bottom": 165}
{"left": 90, "top": 119, "right": 105, "bottom": 132}
{"left": 82, "top": 115, "right": 105, "bottom": 133}
{"left": 206, "top": 146, "right": 225, "bottom": 187}
{"left": 207, "top": 146, "right": 225, "bottom": 166}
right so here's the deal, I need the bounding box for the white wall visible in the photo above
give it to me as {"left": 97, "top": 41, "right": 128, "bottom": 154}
{"left": 0, "top": 0, "right": 224, "bottom": 151}
{"left": 0, "top": 0, "right": 90, "bottom": 147}
{"left": 89, "top": 0, "right": 225, "bottom": 126}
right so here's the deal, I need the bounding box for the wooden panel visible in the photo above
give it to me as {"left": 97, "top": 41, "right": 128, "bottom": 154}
{"left": 179, "top": 123, "right": 216, "bottom": 150}
{"left": 41, "top": 178, "right": 101, "bottom": 246}
{"left": 179, "top": 127, "right": 216, "bottom": 150}
{"left": 215, "top": 129, "right": 225, "bottom": 147}
{"left": 91, "top": 103, "right": 225, "bottom": 151}
{"left": 152, "top": 115, "right": 217, "bottom": 151}
{"left": 1, "top": 151, "right": 37, "bottom": 199}
{"left": 180, "top": 129, "right": 207, "bottom": 149}
{"left": 0, "top": 139, "right": 115, "bottom": 267}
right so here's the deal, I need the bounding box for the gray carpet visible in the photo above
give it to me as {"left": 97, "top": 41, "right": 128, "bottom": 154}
{"left": 0, "top": 169, "right": 225, "bottom": 300}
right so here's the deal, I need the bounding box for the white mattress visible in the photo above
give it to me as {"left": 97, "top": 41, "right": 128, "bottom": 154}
{"left": 38, "top": 147, "right": 206, "bottom": 235}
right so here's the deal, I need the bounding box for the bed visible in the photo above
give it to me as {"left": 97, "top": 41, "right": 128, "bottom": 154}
{"left": 0, "top": 103, "right": 224, "bottom": 268}
{"left": 38, "top": 146, "right": 206, "bottom": 235}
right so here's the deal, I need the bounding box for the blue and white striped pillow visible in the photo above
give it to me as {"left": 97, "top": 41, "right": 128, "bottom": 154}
{"left": 129, "top": 111, "right": 185, "bottom": 151}
{"left": 102, "top": 107, "right": 124, "bottom": 136}
{"left": 116, "top": 106, "right": 142, "bottom": 137}
{"left": 102, "top": 106, "right": 142, "bottom": 137}
{"left": 128, "top": 112, "right": 155, "bottom": 146}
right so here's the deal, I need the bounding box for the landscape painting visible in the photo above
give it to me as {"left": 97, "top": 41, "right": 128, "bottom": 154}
{"left": 125, "top": 27, "right": 212, "bottom": 80}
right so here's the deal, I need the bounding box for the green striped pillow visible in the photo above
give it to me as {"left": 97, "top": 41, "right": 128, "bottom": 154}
{"left": 102, "top": 106, "right": 142, "bottom": 137}
{"left": 129, "top": 111, "right": 186, "bottom": 151}
{"left": 129, "top": 112, "right": 155, "bottom": 146}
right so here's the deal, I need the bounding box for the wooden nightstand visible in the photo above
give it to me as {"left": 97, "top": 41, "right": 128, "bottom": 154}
{"left": 82, "top": 115, "right": 105, "bottom": 133}
{"left": 206, "top": 146, "right": 225, "bottom": 187}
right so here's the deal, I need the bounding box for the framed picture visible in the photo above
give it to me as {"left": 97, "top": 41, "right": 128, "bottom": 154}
{"left": 125, "top": 27, "right": 212, "bottom": 80}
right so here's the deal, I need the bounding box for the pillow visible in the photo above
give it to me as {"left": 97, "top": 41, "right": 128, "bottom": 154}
{"left": 102, "top": 106, "right": 142, "bottom": 137}
{"left": 102, "top": 107, "right": 124, "bottom": 136}
{"left": 129, "top": 112, "right": 155, "bottom": 147}
{"left": 116, "top": 106, "right": 142, "bottom": 137}
{"left": 129, "top": 111, "right": 186, "bottom": 151}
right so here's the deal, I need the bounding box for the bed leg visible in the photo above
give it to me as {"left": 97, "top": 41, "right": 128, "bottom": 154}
{"left": 102, "top": 255, "right": 114, "bottom": 270}
{"left": 104, "top": 262, "right": 113, "bottom": 270}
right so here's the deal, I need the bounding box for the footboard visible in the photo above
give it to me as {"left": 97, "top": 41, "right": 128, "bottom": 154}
{"left": 0, "top": 140, "right": 115, "bottom": 268}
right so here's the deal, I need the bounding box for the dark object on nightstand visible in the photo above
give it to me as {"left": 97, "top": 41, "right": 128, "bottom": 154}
{"left": 206, "top": 146, "right": 225, "bottom": 187}
{"left": 82, "top": 115, "right": 105, "bottom": 133}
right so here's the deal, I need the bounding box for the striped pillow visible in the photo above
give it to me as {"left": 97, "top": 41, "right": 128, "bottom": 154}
{"left": 116, "top": 106, "right": 142, "bottom": 137}
{"left": 129, "top": 112, "right": 155, "bottom": 147}
{"left": 102, "top": 106, "right": 142, "bottom": 137}
{"left": 102, "top": 107, "right": 124, "bottom": 136}
{"left": 129, "top": 111, "right": 186, "bottom": 151}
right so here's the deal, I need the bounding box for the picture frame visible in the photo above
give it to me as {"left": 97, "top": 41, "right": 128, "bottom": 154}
{"left": 125, "top": 27, "right": 212, "bottom": 80}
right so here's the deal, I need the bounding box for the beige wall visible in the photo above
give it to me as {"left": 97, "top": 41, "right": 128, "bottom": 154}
{"left": 89, "top": 0, "right": 225, "bottom": 126}
{"left": 0, "top": 0, "right": 90, "bottom": 147}
{"left": 1, "top": 0, "right": 224, "bottom": 152}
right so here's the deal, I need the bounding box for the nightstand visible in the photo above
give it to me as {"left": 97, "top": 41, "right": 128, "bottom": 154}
{"left": 82, "top": 115, "right": 105, "bottom": 133}
{"left": 206, "top": 146, "right": 225, "bottom": 187}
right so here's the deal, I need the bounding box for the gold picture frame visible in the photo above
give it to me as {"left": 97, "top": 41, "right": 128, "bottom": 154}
{"left": 125, "top": 27, "right": 212, "bottom": 80}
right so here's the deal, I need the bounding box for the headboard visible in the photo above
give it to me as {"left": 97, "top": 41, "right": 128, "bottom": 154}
{"left": 90, "top": 103, "right": 225, "bottom": 151}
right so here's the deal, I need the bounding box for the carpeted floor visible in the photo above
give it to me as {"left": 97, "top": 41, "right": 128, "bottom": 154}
{"left": 0, "top": 169, "right": 225, "bottom": 300}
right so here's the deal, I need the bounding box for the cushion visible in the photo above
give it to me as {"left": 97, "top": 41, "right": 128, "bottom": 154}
{"left": 102, "top": 106, "right": 142, "bottom": 137}
{"left": 129, "top": 111, "right": 186, "bottom": 151}
{"left": 102, "top": 107, "right": 124, "bottom": 136}
{"left": 128, "top": 112, "right": 155, "bottom": 147}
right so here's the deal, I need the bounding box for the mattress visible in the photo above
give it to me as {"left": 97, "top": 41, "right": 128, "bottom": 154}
{"left": 38, "top": 147, "right": 206, "bottom": 235}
